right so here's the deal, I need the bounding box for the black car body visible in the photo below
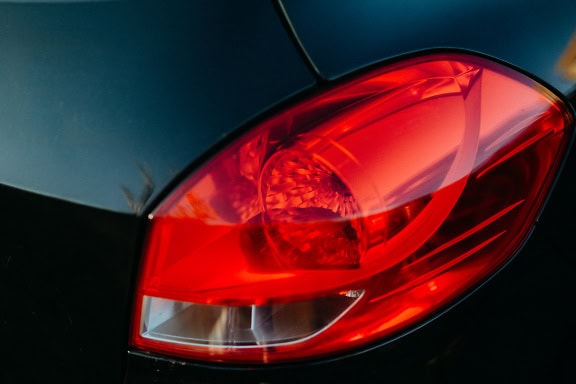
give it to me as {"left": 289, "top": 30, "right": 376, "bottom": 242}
{"left": 0, "top": 1, "right": 575, "bottom": 383}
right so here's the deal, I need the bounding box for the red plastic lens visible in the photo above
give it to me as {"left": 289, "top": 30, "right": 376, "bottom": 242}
{"left": 131, "top": 53, "right": 573, "bottom": 363}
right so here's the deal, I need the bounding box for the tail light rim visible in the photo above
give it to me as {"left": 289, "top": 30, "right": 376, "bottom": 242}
{"left": 129, "top": 49, "right": 575, "bottom": 364}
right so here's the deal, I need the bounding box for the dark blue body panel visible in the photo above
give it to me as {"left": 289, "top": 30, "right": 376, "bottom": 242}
{"left": 0, "top": 1, "right": 574, "bottom": 383}
{"left": 283, "top": 0, "right": 576, "bottom": 92}
{"left": 0, "top": 0, "right": 314, "bottom": 212}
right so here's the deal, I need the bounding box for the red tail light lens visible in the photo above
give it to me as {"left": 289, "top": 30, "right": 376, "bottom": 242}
{"left": 131, "top": 53, "right": 573, "bottom": 363}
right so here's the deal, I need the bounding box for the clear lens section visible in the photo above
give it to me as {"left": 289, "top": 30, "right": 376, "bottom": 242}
{"left": 141, "top": 291, "right": 363, "bottom": 346}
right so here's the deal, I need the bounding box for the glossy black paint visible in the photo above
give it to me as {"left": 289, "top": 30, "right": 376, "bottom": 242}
{"left": 0, "top": 184, "right": 140, "bottom": 383}
{"left": 0, "top": 0, "right": 575, "bottom": 383}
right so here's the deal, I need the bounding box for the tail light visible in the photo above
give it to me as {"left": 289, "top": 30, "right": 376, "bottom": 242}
{"left": 130, "top": 53, "right": 573, "bottom": 363}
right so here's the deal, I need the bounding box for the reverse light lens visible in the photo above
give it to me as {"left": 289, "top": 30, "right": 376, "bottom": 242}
{"left": 131, "top": 53, "right": 573, "bottom": 363}
{"left": 141, "top": 290, "right": 363, "bottom": 347}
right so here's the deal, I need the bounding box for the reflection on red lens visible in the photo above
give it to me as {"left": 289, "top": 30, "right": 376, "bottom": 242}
{"left": 132, "top": 53, "right": 573, "bottom": 363}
